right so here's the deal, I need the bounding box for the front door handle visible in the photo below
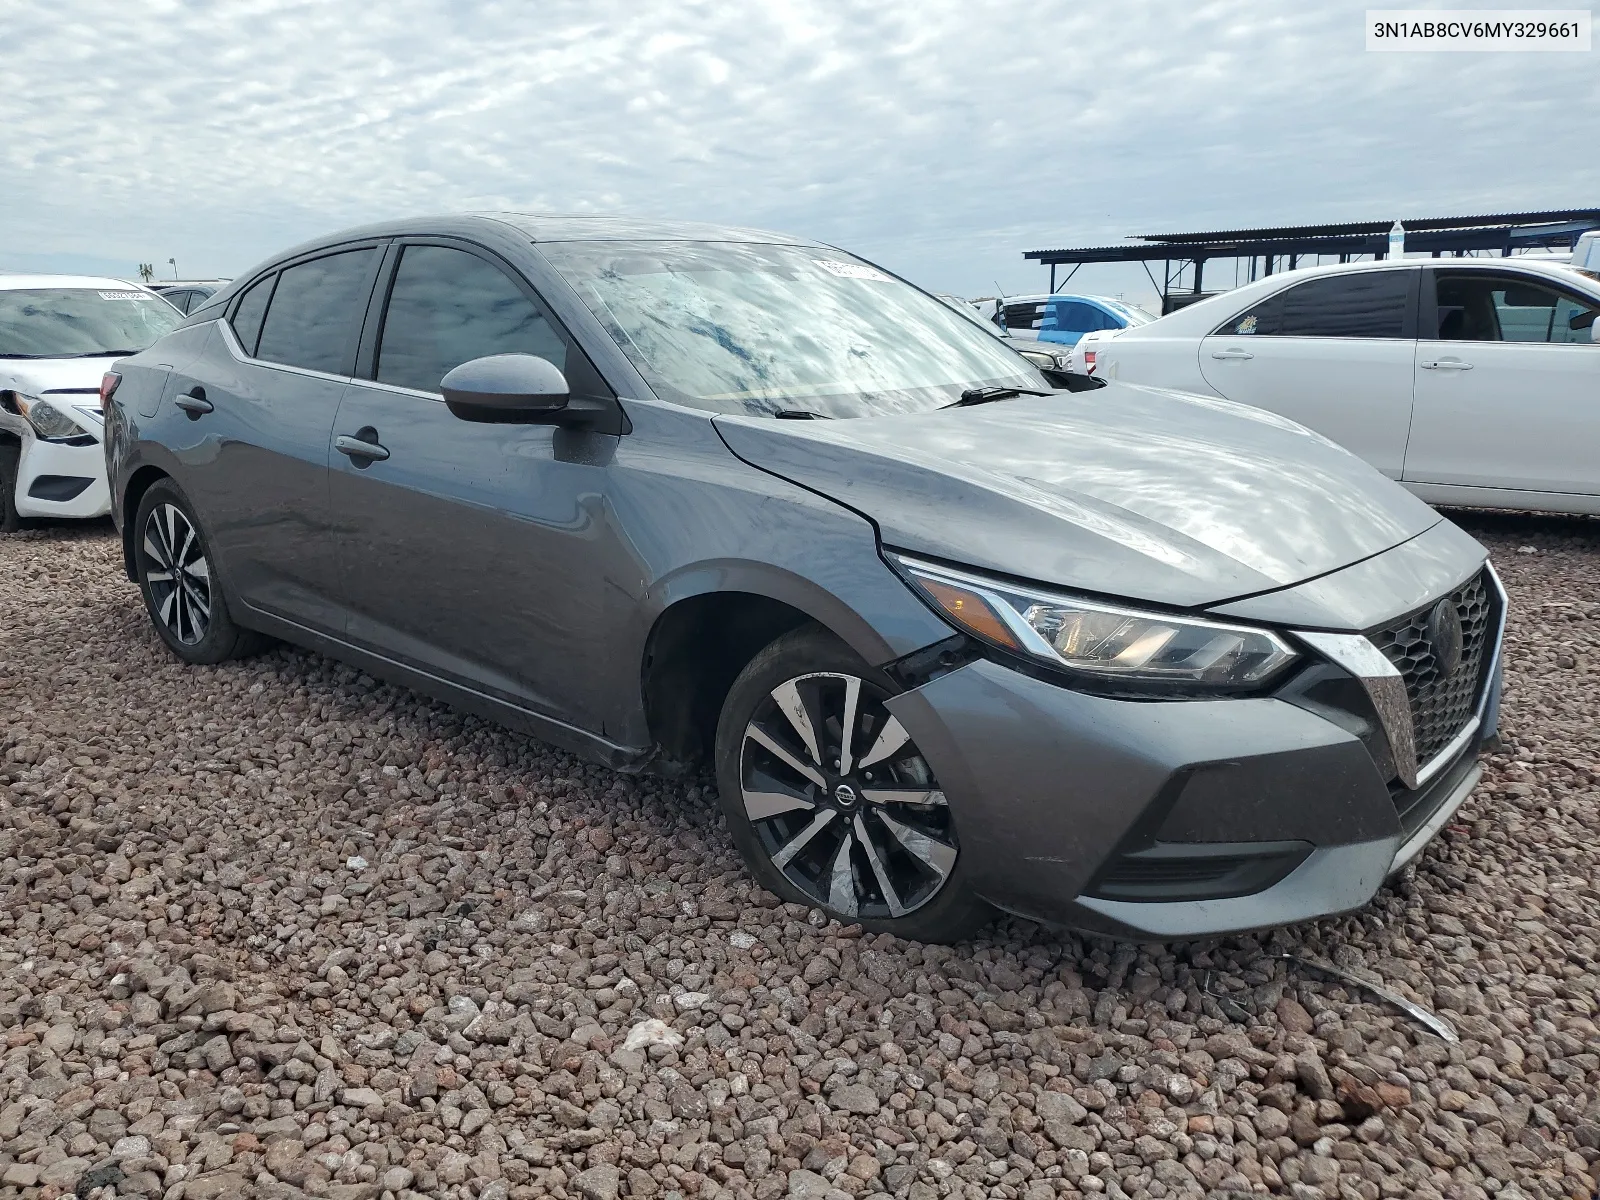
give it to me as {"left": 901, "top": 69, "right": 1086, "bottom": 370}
{"left": 174, "top": 390, "right": 213, "bottom": 415}
{"left": 1210, "top": 348, "right": 1254, "bottom": 361}
{"left": 335, "top": 432, "right": 390, "bottom": 463}
{"left": 1419, "top": 359, "right": 1473, "bottom": 371}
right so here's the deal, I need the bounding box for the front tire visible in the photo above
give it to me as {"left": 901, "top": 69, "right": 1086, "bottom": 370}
{"left": 133, "top": 479, "right": 265, "bottom": 664}
{"left": 0, "top": 443, "right": 24, "bottom": 533}
{"left": 714, "top": 625, "right": 993, "bottom": 943}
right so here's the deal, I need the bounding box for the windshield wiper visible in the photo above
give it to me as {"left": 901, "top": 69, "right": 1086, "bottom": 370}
{"left": 0, "top": 352, "right": 55, "bottom": 359}
{"left": 65, "top": 349, "right": 140, "bottom": 358}
{"left": 943, "top": 386, "right": 1052, "bottom": 409}
{"left": 773, "top": 409, "right": 833, "bottom": 420}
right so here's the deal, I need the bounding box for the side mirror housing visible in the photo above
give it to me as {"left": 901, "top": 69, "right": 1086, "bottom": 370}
{"left": 442, "top": 354, "right": 569, "bottom": 423}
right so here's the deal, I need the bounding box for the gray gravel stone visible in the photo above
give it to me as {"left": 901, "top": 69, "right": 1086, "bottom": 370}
{"left": 2, "top": 519, "right": 1599, "bottom": 1200}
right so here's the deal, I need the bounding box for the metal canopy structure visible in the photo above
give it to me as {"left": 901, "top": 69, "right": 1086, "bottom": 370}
{"left": 1024, "top": 209, "right": 1600, "bottom": 313}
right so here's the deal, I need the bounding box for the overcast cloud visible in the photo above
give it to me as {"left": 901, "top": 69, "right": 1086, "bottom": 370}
{"left": 2, "top": 0, "right": 1596, "bottom": 302}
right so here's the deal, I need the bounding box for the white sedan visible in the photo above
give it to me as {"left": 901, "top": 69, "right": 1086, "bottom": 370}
{"left": 1093, "top": 258, "right": 1600, "bottom": 515}
{"left": 1, "top": 275, "right": 182, "bottom": 530}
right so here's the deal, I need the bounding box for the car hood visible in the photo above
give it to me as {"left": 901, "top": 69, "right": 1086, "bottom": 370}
{"left": 713, "top": 383, "right": 1442, "bottom": 609}
{"left": 0, "top": 356, "right": 121, "bottom": 395}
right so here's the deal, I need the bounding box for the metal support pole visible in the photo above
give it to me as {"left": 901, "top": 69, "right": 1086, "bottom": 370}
{"left": 1193, "top": 259, "right": 1204, "bottom": 294}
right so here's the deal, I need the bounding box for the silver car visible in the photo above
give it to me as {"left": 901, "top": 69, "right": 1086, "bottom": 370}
{"left": 104, "top": 214, "right": 1504, "bottom": 942}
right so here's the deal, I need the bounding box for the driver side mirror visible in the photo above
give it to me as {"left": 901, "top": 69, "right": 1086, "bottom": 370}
{"left": 442, "top": 354, "right": 569, "bottom": 423}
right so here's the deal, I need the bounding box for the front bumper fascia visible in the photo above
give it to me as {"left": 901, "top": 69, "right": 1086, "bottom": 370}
{"left": 12, "top": 435, "right": 110, "bottom": 519}
{"left": 886, "top": 653, "right": 1485, "bottom": 940}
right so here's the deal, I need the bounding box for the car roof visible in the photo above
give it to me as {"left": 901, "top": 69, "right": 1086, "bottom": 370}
{"left": 198, "top": 213, "right": 834, "bottom": 313}
{"left": 479, "top": 212, "right": 818, "bottom": 245}
{"left": 262, "top": 213, "right": 822, "bottom": 257}
{"left": 0, "top": 273, "right": 147, "bottom": 291}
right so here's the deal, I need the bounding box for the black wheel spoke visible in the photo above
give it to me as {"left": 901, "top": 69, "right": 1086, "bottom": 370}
{"left": 741, "top": 670, "right": 956, "bottom": 921}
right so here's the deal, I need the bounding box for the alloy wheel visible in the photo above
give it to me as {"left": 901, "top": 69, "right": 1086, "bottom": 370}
{"left": 739, "top": 671, "right": 957, "bottom": 919}
{"left": 140, "top": 503, "right": 212, "bottom": 645}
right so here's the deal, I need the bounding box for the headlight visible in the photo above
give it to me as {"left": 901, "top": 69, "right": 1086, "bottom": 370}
{"left": 15, "top": 395, "right": 90, "bottom": 442}
{"left": 1016, "top": 347, "right": 1065, "bottom": 370}
{"left": 892, "top": 554, "right": 1298, "bottom": 693}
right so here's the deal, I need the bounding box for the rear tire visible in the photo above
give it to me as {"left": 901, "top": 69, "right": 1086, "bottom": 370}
{"left": 0, "top": 443, "right": 25, "bottom": 533}
{"left": 133, "top": 479, "right": 266, "bottom": 664}
{"left": 714, "top": 624, "right": 994, "bottom": 944}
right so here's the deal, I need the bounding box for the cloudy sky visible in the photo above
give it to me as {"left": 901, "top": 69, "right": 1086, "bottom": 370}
{"left": 3, "top": 0, "right": 1596, "bottom": 304}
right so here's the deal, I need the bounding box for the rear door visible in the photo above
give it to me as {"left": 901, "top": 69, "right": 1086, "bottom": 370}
{"left": 169, "top": 244, "right": 382, "bottom": 633}
{"left": 1197, "top": 268, "right": 1421, "bottom": 478}
{"left": 327, "top": 239, "right": 624, "bottom": 729}
{"left": 1404, "top": 269, "right": 1600, "bottom": 496}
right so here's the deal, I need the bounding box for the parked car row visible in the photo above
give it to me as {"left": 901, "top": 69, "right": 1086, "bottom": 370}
{"left": 62, "top": 212, "right": 1505, "bottom": 942}
{"left": 2, "top": 222, "right": 1528, "bottom": 944}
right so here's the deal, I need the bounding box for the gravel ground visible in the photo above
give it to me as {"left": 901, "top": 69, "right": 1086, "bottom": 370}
{"left": 1, "top": 515, "right": 1597, "bottom": 1200}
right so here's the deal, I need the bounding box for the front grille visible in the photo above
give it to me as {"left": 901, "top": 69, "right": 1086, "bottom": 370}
{"left": 1368, "top": 570, "right": 1496, "bottom": 766}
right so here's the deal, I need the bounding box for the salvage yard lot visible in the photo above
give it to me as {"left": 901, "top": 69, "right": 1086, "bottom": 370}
{"left": 1, "top": 516, "right": 1597, "bottom": 1200}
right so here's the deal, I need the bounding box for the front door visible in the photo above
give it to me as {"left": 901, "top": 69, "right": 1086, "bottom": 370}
{"left": 1197, "top": 268, "right": 1421, "bottom": 478}
{"left": 171, "top": 246, "right": 381, "bottom": 633}
{"left": 327, "top": 241, "right": 623, "bottom": 730}
{"left": 1404, "top": 269, "right": 1600, "bottom": 497}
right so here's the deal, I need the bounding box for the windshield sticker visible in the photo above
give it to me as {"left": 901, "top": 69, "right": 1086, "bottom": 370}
{"left": 98, "top": 291, "right": 146, "bottom": 300}
{"left": 813, "top": 260, "right": 893, "bottom": 282}
{"left": 1237, "top": 315, "right": 1258, "bottom": 334}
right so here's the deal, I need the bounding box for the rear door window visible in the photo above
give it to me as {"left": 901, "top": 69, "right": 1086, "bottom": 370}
{"left": 1276, "top": 271, "right": 1414, "bottom": 338}
{"left": 374, "top": 244, "right": 567, "bottom": 394}
{"left": 1215, "top": 294, "right": 1283, "bottom": 336}
{"left": 254, "top": 249, "right": 377, "bottom": 375}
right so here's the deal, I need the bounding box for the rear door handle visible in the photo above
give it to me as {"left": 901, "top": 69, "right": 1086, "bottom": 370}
{"left": 1419, "top": 359, "right": 1473, "bottom": 370}
{"left": 174, "top": 390, "right": 213, "bottom": 415}
{"left": 335, "top": 432, "right": 390, "bottom": 462}
{"left": 1210, "top": 348, "right": 1254, "bottom": 360}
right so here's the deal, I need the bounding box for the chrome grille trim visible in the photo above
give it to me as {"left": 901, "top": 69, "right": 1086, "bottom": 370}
{"left": 1368, "top": 569, "right": 1497, "bottom": 766}
{"left": 1295, "top": 562, "right": 1506, "bottom": 791}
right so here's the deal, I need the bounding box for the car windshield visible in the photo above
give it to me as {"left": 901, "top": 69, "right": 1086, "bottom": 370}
{"left": 541, "top": 241, "right": 1045, "bottom": 418}
{"left": 0, "top": 288, "right": 182, "bottom": 358}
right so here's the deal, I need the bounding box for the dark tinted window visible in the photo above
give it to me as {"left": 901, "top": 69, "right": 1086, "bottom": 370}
{"left": 1215, "top": 293, "right": 1283, "bottom": 336}
{"left": 1054, "top": 302, "right": 1096, "bottom": 329}
{"left": 1276, "top": 271, "right": 1412, "bottom": 338}
{"left": 255, "top": 249, "right": 376, "bottom": 374}
{"left": 1003, "top": 302, "right": 1047, "bottom": 331}
{"left": 1433, "top": 273, "right": 1600, "bottom": 343}
{"left": 376, "top": 245, "right": 566, "bottom": 394}
{"left": 230, "top": 277, "right": 274, "bottom": 354}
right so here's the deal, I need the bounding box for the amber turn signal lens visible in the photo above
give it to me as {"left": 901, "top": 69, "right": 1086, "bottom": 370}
{"left": 918, "top": 578, "right": 1023, "bottom": 652}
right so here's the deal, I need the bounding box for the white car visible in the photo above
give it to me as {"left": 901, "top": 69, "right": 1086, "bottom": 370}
{"left": 1065, "top": 326, "right": 1120, "bottom": 374}
{"left": 1, "top": 275, "right": 182, "bottom": 530}
{"left": 1093, "top": 258, "right": 1600, "bottom": 515}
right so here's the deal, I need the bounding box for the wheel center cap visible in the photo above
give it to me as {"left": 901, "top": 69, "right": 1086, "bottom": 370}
{"left": 832, "top": 782, "right": 858, "bottom": 809}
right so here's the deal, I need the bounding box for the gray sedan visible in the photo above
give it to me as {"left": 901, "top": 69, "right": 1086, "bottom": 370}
{"left": 103, "top": 214, "right": 1504, "bottom": 942}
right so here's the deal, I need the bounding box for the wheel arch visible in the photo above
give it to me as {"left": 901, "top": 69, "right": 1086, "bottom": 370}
{"left": 636, "top": 552, "right": 951, "bottom": 768}
{"left": 120, "top": 465, "right": 172, "bottom": 581}
{"left": 641, "top": 590, "right": 816, "bottom": 769}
